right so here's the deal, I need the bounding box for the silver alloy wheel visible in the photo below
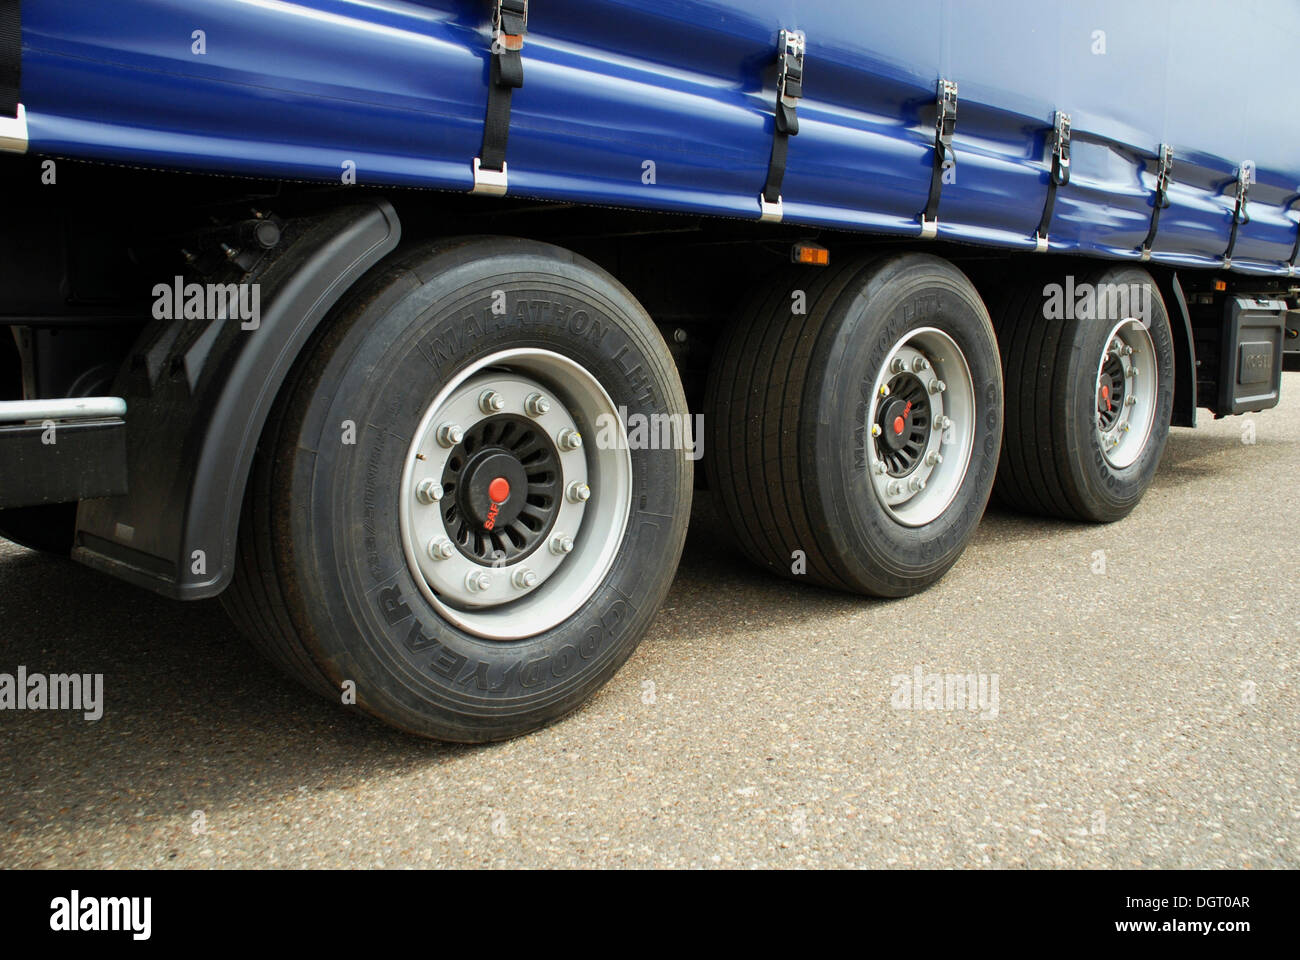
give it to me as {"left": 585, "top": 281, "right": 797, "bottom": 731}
{"left": 399, "top": 348, "right": 633, "bottom": 640}
{"left": 866, "top": 327, "right": 976, "bottom": 527}
{"left": 1096, "top": 317, "right": 1158, "bottom": 469}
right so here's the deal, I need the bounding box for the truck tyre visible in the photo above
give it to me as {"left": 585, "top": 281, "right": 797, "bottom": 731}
{"left": 992, "top": 265, "right": 1174, "bottom": 522}
{"left": 705, "top": 253, "right": 1002, "bottom": 597}
{"left": 223, "top": 237, "right": 692, "bottom": 742}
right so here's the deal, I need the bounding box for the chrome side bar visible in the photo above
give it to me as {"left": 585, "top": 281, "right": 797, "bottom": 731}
{"left": 0, "top": 397, "right": 128, "bottom": 423}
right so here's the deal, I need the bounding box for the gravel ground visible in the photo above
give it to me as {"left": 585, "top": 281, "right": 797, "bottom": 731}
{"left": 2, "top": 375, "right": 1297, "bottom": 869}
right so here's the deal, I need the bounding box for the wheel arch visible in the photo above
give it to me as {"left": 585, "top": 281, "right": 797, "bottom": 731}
{"left": 73, "top": 199, "right": 402, "bottom": 599}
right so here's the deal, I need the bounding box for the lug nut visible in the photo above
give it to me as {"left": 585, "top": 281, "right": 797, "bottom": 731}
{"left": 871, "top": 424, "right": 882, "bottom": 437}
{"left": 891, "top": 357, "right": 908, "bottom": 374}
{"left": 427, "top": 537, "right": 455, "bottom": 560}
{"left": 525, "top": 393, "right": 551, "bottom": 417}
{"left": 879, "top": 384, "right": 891, "bottom": 398}
{"left": 887, "top": 480, "right": 902, "bottom": 496}
{"left": 466, "top": 570, "right": 492, "bottom": 592}
{"left": 908, "top": 475, "right": 926, "bottom": 492}
{"left": 416, "top": 479, "right": 443, "bottom": 504}
{"left": 874, "top": 462, "right": 887, "bottom": 475}
{"left": 1125, "top": 396, "right": 1136, "bottom": 407}
{"left": 512, "top": 568, "right": 539, "bottom": 589}
{"left": 912, "top": 356, "right": 929, "bottom": 373}
{"left": 558, "top": 428, "right": 583, "bottom": 451}
{"left": 1123, "top": 345, "right": 1134, "bottom": 356}
{"left": 928, "top": 378, "right": 946, "bottom": 394}
{"left": 925, "top": 451, "right": 943, "bottom": 467}
{"left": 566, "top": 481, "right": 591, "bottom": 503}
{"left": 934, "top": 415, "right": 952, "bottom": 430}
{"left": 1129, "top": 367, "right": 1139, "bottom": 378}
{"left": 550, "top": 534, "right": 575, "bottom": 555}
{"left": 437, "top": 422, "right": 464, "bottom": 447}
{"left": 479, "top": 390, "right": 506, "bottom": 414}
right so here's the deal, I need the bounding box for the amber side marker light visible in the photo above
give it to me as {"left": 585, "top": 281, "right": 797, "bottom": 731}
{"left": 1214, "top": 280, "right": 1227, "bottom": 291}
{"left": 792, "top": 242, "right": 830, "bottom": 265}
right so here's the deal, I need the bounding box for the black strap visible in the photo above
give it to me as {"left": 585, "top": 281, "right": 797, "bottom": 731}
{"left": 759, "top": 29, "right": 804, "bottom": 219}
{"left": 0, "top": 0, "right": 19, "bottom": 119}
{"left": 1139, "top": 144, "right": 1174, "bottom": 260}
{"left": 919, "top": 79, "right": 957, "bottom": 236}
{"left": 1223, "top": 163, "right": 1252, "bottom": 266}
{"left": 475, "top": 0, "right": 526, "bottom": 184}
{"left": 1034, "top": 111, "right": 1071, "bottom": 248}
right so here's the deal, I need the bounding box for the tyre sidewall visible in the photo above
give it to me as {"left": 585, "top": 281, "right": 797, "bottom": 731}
{"left": 281, "top": 239, "right": 690, "bottom": 741}
{"left": 807, "top": 255, "right": 1003, "bottom": 596}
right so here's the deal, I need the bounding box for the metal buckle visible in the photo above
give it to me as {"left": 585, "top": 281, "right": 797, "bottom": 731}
{"left": 776, "top": 29, "right": 805, "bottom": 108}
{"left": 0, "top": 103, "right": 29, "bottom": 155}
{"left": 1233, "top": 161, "right": 1253, "bottom": 225}
{"left": 472, "top": 157, "right": 508, "bottom": 196}
{"left": 1051, "top": 111, "right": 1071, "bottom": 186}
{"left": 1154, "top": 143, "right": 1174, "bottom": 202}
{"left": 491, "top": 0, "right": 528, "bottom": 54}
{"left": 936, "top": 80, "right": 958, "bottom": 151}
{"left": 919, "top": 217, "right": 938, "bottom": 240}
{"left": 1034, "top": 234, "right": 1049, "bottom": 253}
{"left": 758, "top": 195, "right": 784, "bottom": 223}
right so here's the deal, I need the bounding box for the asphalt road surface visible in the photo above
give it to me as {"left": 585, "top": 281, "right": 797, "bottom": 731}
{"left": 2, "top": 376, "right": 1298, "bottom": 869}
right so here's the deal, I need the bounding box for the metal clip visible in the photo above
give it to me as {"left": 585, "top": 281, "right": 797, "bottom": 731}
{"left": 936, "top": 79, "right": 958, "bottom": 153}
{"left": 758, "top": 195, "right": 784, "bottom": 223}
{"left": 1154, "top": 143, "right": 1174, "bottom": 204}
{"left": 1050, "top": 111, "right": 1071, "bottom": 186}
{"left": 0, "top": 103, "right": 28, "bottom": 155}
{"left": 472, "top": 157, "right": 509, "bottom": 196}
{"left": 491, "top": 0, "right": 528, "bottom": 54}
{"left": 1233, "top": 161, "right": 1253, "bottom": 225}
{"left": 776, "top": 29, "right": 806, "bottom": 110}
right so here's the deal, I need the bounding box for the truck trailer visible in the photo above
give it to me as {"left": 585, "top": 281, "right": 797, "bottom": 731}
{"left": 0, "top": 0, "right": 1296, "bottom": 740}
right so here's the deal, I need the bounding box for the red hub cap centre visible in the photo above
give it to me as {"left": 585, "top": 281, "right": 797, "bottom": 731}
{"left": 893, "top": 415, "right": 905, "bottom": 435}
{"left": 488, "top": 477, "right": 510, "bottom": 503}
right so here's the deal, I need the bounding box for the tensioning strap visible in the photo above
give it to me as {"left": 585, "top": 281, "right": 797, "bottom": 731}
{"left": 472, "top": 0, "right": 527, "bottom": 196}
{"left": 1222, "top": 162, "right": 1253, "bottom": 269}
{"left": 1034, "top": 111, "right": 1071, "bottom": 252}
{"left": 919, "top": 79, "right": 957, "bottom": 239}
{"left": 0, "top": 0, "right": 24, "bottom": 154}
{"left": 1139, "top": 144, "right": 1173, "bottom": 261}
{"left": 0, "top": 0, "right": 18, "bottom": 118}
{"left": 759, "top": 29, "right": 805, "bottom": 223}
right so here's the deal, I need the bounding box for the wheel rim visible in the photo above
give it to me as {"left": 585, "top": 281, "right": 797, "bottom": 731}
{"left": 866, "top": 327, "right": 976, "bottom": 527}
{"left": 1096, "top": 318, "right": 1157, "bottom": 469}
{"left": 399, "top": 348, "right": 633, "bottom": 640}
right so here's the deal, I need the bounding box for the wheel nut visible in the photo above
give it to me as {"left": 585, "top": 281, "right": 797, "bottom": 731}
{"left": 879, "top": 384, "right": 891, "bottom": 398}
{"left": 427, "top": 537, "right": 455, "bottom": 560}
{"left": 558, "top": 428, "right": 583, "bottom": 451}
{"left": 479, "top": 390, "right": 506, "bottom": 414}
{"left": 925, "top": 451, "right": 943, "bottom": 467}
{"left": 466, "top": 570, "right": 492, "bottom": 592}
{"left": 891, "top": 357, "right": 908, "bottom": 374}
{"left": 870, "top": 424, "right": 882, "bottom": 438}
{"left": 416, "top": 479, "right": 443, "bottom": 504}
{"left": 928, "top": 378, "right": 947, "bottom": 394}
{"left": 887, "top": 480, "right": 902, "bottom": 496}
{"left": 437, "top": 422, "right": 463, "bottom": 447}
{"left": 525, "top": 393, "right": 551, "bottom": 417}
{"left": 550, "top": 534, "right": 575, "bottom": 555}
{"left": 566, "top": 481, "right": 591, "bottom": 503}
{"left": 1129, "top": 367, "right": 1139, "bottom": 378}
{"left": 934, "top": 415, "right": 952, "bottom": 430}
{"left": 908, "top": 476, "right": 925, "bottom": 492}
{"left": 874, "top": 462, "right": 886, "bottom": 475}
{"left": 912, "top": 356, "right": 929, "bottom": 373}
{"left": 1123, "top": 345, "right": 1134, "bottom": 356}
{"left": 512, "top": 568, "right": 539, "bottom": 589}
